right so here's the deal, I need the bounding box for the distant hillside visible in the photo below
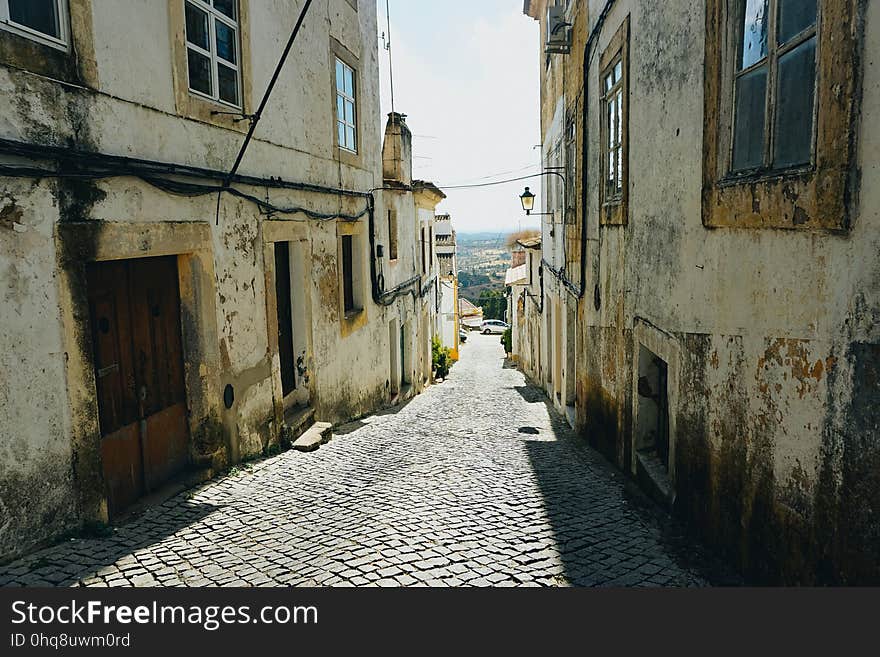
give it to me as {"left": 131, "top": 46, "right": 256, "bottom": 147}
{"left": 456, "top": 232, "right": 509, "bottom": 244}
{"left": 456, "top": 232, "right": 513, "bottom": 321}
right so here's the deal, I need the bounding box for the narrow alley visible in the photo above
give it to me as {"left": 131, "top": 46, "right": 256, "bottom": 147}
{"left": 0, "top": 335, "right": 722, "bottom": 588}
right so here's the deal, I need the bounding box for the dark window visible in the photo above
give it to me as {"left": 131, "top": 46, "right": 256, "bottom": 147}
{"left": 388, "top": 210, "right": 398, "bottom": 261}
{"left": 564, "top": 117, "right": 576, "bottom": 216}
{"left": 420, "top": 227, "right": 426, "bottom": 273}
{"left": 185, "top": 0, "right": 241, "bottom": 107}
{"left": 731, "top": 0, "right": 817, "bottom": 173}
{"left": 732, "top": 66, "right": 767, "bottom": 170}
{"left": 8, "top": 0, "right": 60, "bottom": 39}
{"left": 342, "top": 235, "right": 355, "bottom": 314}
{"left": 274, "top": 242, "right": 296, "bottom": 397}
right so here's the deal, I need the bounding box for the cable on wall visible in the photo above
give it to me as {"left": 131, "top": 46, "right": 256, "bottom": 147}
{"left": 215, "top": 0, "right": 316, "bottom": 224}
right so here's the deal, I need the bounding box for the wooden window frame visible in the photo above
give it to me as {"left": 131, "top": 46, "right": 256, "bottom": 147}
{"left": 598, "top": 16, "right": 629, "bottom": 227}
{"left": 0, "top": 0, "right": 68, "bottom": 49}
{"left": 702, "top": 0, "right": 863, "bottom": 232}
{"left": 729, "top": 0, "right": 819, "bottom": 175}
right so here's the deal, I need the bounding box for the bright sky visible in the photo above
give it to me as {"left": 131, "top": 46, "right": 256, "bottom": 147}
{"left": 377, "top": 0, "right": 542, "bottom": 234}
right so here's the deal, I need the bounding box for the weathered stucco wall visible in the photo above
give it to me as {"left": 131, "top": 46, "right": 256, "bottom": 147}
{"left": 0, "top": 180, "right": 78, "bottom": 560}
{"left": 530, "top": 0, "right": 879, "bottom": 583}
{"left": 0, "top": 0, "right": 440, "bottom": 562}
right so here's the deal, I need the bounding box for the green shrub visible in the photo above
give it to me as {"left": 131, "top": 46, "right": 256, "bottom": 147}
{"left": 432, "top": 335, "right": 453, "bottom": 378}
{"left": 501, "top": 328, "right": 512, "bottom": 354}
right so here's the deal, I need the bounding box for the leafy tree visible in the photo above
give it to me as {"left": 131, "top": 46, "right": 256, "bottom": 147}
{"left": 501, "top": 328, "right": 512, "bottom": 354}
{"left": 478, "top": 289, "right": 507, "bottom": 321}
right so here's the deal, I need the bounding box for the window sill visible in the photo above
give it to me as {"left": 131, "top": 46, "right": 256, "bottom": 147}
{"left": 600, "top": 199, "right": 627, "bottom": 226}
{"left": 176, "top": 92, "right": 251, "bottom": 133}
{"left": 702, "top": 164, "right": 849, "bottom": 233}
{"left": 340, "top": 307, "right": 368, "bottom": 338}
{"left": 335, "top": 146, "right": 362, "bottom": 169}
{"left": 187, "top": 88, "right": 244, "bottom": 113}
{"left": 717, "top": 165, "right": 813, "bottom": 189}
{"left": 0, "top": 27, "right": 88, "bottom": 86}
{"left": 1, "top": 20, "right": 67, "bottom": 51}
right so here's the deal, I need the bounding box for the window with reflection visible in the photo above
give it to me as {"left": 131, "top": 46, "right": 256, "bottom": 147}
{"left": 335, "top": 58, "right": 358, "bottom": 153}
{"left": 185, "top": 0, "right": 241, "bottom": 107}
{"left": 732, "top": 0, "right": 818, "bottom": 173}
{"left": 602, "top": 58, "right": 624, "bottom": 203}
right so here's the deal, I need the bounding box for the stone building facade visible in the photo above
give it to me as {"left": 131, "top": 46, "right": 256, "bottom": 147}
{"left": 434, "top": 214, "right": 460, "bottom": 359}
{"left": 506, "top": 236, "right": 544, "bottom": 382}
{"left": 0, "top": 0, "right": 443, "bottom": 562}
{"left": 522, "top": 0, "right": 879, "bottom": 583}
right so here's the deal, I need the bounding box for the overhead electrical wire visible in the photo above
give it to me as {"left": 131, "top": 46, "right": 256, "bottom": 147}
{"left": 437, "top": 163, "right": 541, "bottom": 187}
{"left": 435, "top": 172, "right": 555, "bottom": 190}
{"left": 0, "top": 0, "right": 448, "bottom": 312}
{"left": 215, "top": 0, "right": 315, "bottom": 224}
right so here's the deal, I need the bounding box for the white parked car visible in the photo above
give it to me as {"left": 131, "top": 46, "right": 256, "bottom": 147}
{"left": 480, "top": 319, "right": 510, "bottom": 335}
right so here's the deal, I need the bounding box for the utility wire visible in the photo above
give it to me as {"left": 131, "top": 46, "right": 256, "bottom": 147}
{"left": 439, "top": 162, "right": 541, "bottom": 187}
{"left": 436, "top": 172, "right": 558, "bottom": 190}
{"left": 0, "top": 164, "right": 369, "bottom": 222}
{"left": 216, "top": 0, "right": 315, "bottom": 224}
{"left": 385, "top": 0, "right": 395, "bottom": 116}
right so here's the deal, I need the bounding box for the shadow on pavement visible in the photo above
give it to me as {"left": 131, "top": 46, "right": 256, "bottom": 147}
{"left": 521, "top": 390, "right": 742, "bottom": 587}
{"left": 334, "top": 419, "right": 368, "bottom": 436}
{"left": 374, "top": 395, "right": 416, "bottom": 417}
{"left": 513, "top": 385, "right": 547, "bottom": 404}
{"left": 0, "top": 499, "right": 220, "bottom": 587}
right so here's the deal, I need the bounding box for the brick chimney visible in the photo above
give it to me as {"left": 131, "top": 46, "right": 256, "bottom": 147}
{"left": 382, "top": 112, "right": 412, "bottom": 186}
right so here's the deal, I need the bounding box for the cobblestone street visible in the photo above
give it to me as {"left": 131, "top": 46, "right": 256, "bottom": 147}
{"left": 0, "top": 334, "right": 725, "bottom": 587}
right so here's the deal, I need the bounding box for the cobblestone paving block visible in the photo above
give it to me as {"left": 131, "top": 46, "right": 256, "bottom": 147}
{"left": 0, "top": 335, "right": 724, "bottom": 588}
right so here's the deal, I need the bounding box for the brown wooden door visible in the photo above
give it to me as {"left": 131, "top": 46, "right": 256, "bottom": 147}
{"left": 87, "top": 256, "right": 189, "bottom": 516}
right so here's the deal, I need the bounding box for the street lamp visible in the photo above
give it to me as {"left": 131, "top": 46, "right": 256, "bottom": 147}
{"left": 520, "top": 187, "right": 536, "bottom": 215}
{"left": 518, "top": 173, "right": 564, "bottom": 220}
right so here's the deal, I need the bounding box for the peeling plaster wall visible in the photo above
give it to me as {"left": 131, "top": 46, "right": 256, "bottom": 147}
{"left": 0, "top": 180, "right": 78, "bottom": 561}
{"left": 0, "top": 0, "right": 399, "bottom": 562}
{"left": 530, "top": 0, "right": 880, "bottom": 582}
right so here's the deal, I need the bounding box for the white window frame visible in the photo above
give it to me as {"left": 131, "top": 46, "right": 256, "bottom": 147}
{"left": 0, "top": 0, "right": 69, "bottom": 50}
{"left": 335, "top": 57, "right": 358, "bottom": 153}
{"left": 185, "top": 0, "right": 242, "bottom": 109}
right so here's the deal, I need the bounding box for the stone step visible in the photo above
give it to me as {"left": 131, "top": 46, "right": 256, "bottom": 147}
{"left": 281, "top": 405, "right": 315, "bottom": 447}
{"left": 292, "top": 422, "right": 333, "bottom": 452}
{"left": 635, "top": 450, "right": 676, "bottom": 510}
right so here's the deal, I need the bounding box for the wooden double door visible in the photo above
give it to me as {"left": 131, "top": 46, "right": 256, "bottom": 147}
{"left": 87, "top": 256, "right": 190, "bottom": 516}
